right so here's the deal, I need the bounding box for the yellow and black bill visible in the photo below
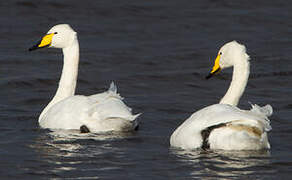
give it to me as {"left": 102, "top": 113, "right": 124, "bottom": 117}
{"left": 205, "top": 53, "right": 221, "bottom": 79}
{"left": 29, "top": 33, "right": 54, "bottom": 51}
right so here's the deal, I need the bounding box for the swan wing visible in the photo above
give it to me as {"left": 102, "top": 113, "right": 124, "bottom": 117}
{"left": 39, "top": 83, "right": 140, "bottom": 132}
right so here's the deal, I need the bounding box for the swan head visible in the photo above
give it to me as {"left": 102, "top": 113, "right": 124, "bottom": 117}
{"left": 29, "top": 24, "right": 77, "bottom": 51}
{"left": 206, "top": 41, "right": 248, "bottom": 79}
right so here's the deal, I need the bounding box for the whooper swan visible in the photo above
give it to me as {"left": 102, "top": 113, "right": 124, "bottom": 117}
{"left": 170, "top": 41, "right": 272, "bottom": 150}
{"left": 29, "top": 24, "right": 140, "bottom": 133}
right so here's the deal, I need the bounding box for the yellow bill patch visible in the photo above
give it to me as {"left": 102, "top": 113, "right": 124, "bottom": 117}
{"left": 38, "top": 33, "right": 54, "bottom": 48}
{"left": 210, "top": 53, "right": 221, "bottom": 74}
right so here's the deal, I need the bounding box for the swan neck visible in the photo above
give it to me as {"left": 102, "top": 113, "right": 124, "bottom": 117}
{"left": 39, "top": 37, "right": 79, "bottom": 121}
{"left": 219, "top": 54, "right": 250, "bottom": 106}
{"left": 57, "top": 38, "right": 79, "bottom": 98}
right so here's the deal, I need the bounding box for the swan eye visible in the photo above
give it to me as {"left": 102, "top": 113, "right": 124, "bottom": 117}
{"left": 54, "top": 32, "right": 58, "bottom": 34}
{"left": 219, "top": 52, "right": 222, "bottom": 55}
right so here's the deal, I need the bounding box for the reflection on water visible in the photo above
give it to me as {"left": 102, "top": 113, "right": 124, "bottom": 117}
{"left": 32, "top": 129, "right": 137, "bottom": 156}
{"left": 29, "top": 130, "right": 137, "bottom": 177}
{"left": 170, "top": 148, "right": 274, "bottom": 179}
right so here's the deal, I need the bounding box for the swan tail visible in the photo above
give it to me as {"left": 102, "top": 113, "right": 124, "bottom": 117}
{"left": 106, "top": 81, "right": 124, "bottom": 100}
{"left": 85, "top": 82, "right": 140, "bottom": 131}
{"left": 250, "top": 104, "right": 273, "bottom": 117}
{"left": 103, "top": 113, "right": 141, "bottom": 123}
{"left": 128, "top": 113, "right": 141, "bottom": 121}
{"left": 249, "top": 103, "right": 273, "bottom": 131}
{"left": 102, "top": 116, "right": 139, "bottom": 131}
{"left": 109, "top": 81, "right": 117, "bottom": 94}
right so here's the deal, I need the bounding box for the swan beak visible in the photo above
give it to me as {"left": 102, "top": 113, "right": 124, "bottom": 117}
{"left": 29, "top": 33, "right": 54, "bottom": 51}
{"left": 206, "top": 53, "right": 221, "bottom": 79}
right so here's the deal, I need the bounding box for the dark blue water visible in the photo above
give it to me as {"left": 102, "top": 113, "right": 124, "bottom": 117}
{"left": 0, "top": 0, "right": 291, "bottom": 179}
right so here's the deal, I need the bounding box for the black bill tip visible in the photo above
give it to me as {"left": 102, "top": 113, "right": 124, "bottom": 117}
{"left": 29, "top": 39, "right": 42, "bottom": 51}
{"left": 205, "top": 68, "right": 221, "bottom": 80}
{"left": 28, "top": 45, "right": 38, "bottom": 51}
{"left": 28, "top": 39, "right": 48, "bottom": 52}
{"left": 205, "top": 73, "right": 213, "bottom": 79}
{"left": 28, "top": 44, "right": 49, "bottom": 51}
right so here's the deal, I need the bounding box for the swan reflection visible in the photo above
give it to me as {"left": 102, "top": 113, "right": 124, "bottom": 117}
{"left": 33, "top": 129, "right": 137, "bottom": 156}
{"left": 30, "top": 129, "right": 137, "bottom": 176}
{"left": 170, "top": 148, "right": 274, "bottom": 179}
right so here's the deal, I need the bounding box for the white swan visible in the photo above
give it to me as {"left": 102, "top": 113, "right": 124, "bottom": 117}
{"left": 29, "top": 24, "right": 140, "bottom": 133}
{"left": 170, "top": 41, "right": 272, "bottom": 150}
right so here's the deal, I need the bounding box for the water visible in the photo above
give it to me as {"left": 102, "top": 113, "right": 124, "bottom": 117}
{"left": 0, "top": 0, "right": 291, "bottom": 179}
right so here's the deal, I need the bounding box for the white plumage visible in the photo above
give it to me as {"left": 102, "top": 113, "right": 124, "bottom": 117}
{"left": 170, "top": 41, "right": 272, "bottom": 150}
{"left": 30, "top": 24, "right": 139, "bottom": 132}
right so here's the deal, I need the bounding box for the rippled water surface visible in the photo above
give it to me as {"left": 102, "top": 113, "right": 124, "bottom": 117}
{"left": 0, "top": 0, "right": 292, "bottom": 179}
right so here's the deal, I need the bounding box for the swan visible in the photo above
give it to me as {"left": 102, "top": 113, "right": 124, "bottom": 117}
{"left": 170, "top": 41, "right": 272, "bottom": 150}
{"left": 29, "top": 24, "right": 140, "bottom": 133}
